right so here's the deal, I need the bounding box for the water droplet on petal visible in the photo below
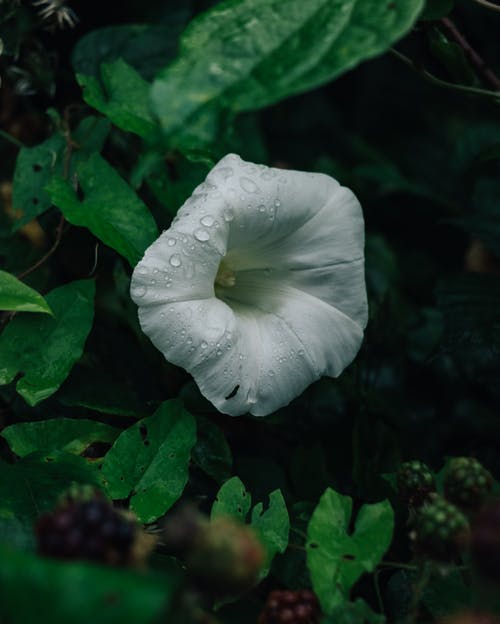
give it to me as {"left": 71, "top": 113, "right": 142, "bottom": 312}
{"left": 131, "top": 285, "right": 147, "bottom": 298}
{"left": 240, "top": 177, "right": 259, "bottom": 193}
{"left": 200, "top": 215, "right": 214, "bottom": 227}
{"left": 274, "top": 199, "right": 281, "bottom": 207}
{"left": 194, "top": 228, "right": 210, "bottom": 242}
{"left": 167, "top": 238, "right": 176, "bottom": 247}
{"left": 138, "top": 267, "right": 148, "bottom": 275}
{"left": 258, "top": 204, "right": 266, "bottom": 212}
{"left": 201, "top": 341, "right": 208, "bottom": 350}
{"left": 223, "top": 208, "right": 234, "bottom": 222}
{"left": 169, "top": 254, "right": 182, "bottom": 268}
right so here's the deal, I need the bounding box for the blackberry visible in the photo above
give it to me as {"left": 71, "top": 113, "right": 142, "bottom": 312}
{"left": 186, "top": 516, "right": 266, "bottom": 596}
{"left": 36, "top": 489, "right": 137, "bottom": 565}
{"left": 470, "top": 500, "right": 500, "bottom": 582}
{"left": 397, "top": 460, "right": 436, "bottom": 508}
{"left": 444, "top": 457, "right": 493, "bottom": 510}
{"left": 258, "top": 589, "right": 321, "bottom": 624}
{"left": 413, "top": 496, "right": 469, "bottom": 561}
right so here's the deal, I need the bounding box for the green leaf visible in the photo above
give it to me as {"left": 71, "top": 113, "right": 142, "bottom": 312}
{"left": 101, "top": 400, "right": 197, "bottom": 523}
{"left": 251, "top": 490, "right": 290, "bottom": 578}
{"left": 0, "top": 270, "right": 52, "bottom": 314}
{"left": 211, "top": 476, "right": 252, "bottom": 521}
{"left": 192, "top": 416, "right": 232, "bottom": 484}
{"left": 11, "top": 117, "right": 110, "bottom": 229}
{"left": 306, "top": 488, "right": 394, "bottom": 614}
{"left": 0, "top": 451, "right": 100, "bottom": 550}
{"left": 0, "top": 544, "right": 180, "bottom": 624}
{"left": 1, "top": 418, "right": 120, "bottom": 457}
{"left": 46, "top": 153, "right": 158, "bottom": 266}
{"left": 78, "top": 60, "right": 157, "bottom": 139}
{"left": 0, "top": 280, "right": 95, "bottom": 406}
{"left": 322, "top": 599, "right": 385, "bottom": 624}
{"left": 71, "top": 11, "right": 191, "bottom": 81}
{"left": 151, "top": 0, "right": 424, "bottom": 146}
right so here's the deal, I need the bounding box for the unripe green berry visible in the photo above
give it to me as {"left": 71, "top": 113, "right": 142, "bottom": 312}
{"left": 444, "top": 457, "right": 493, "bottom": 510}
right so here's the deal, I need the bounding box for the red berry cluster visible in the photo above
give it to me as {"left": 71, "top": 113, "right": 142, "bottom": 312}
{"left": 258, "top": 589, "right": 321, "bottom": 624}
{"left": 36, "top": 493, "right": 136, "bottom": 565}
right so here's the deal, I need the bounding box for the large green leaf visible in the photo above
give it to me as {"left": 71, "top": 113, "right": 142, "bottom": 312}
{"left": 78, "top": 60, "right": 157, "bottom": 140}
{"left": 0, "top": 451, "right": 100, "bottom": 550}
{"left": 251, "top": 490, "right": 290, "bottom": 578}
{"left": 46, "top": 153, "right": 158, "bottom": 266}
{"left": 0, "top": 280, "right": 95, "bottom": 406}
{"left": 0, "top": 270, "right": 52, "bottom": 314}
{"left": 101, "top": 400, "right": 197, "bottom": 523}
{"left": 11, "top": 117, "right": 110, "bottom": 229}
{"left": 306, "top": 488, "right": 394, "bottom": 614}
{"left": 151, "top": 0, "right": 424, "bottom": 145}
{"left": 1, "top": 418, "right": 120, "bottom": 457}
{"left": 0, "top": 544, "right": 180, "bottom": 624}
{"left": 211, "top": 477, "right": 289, "bottom": 579}
{"left": 211, "top": 476, "right": 252, "bottom": 521}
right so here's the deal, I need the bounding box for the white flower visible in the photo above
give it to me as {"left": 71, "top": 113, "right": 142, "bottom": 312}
{"left": 131, "top": 154, "right": 367, "bottom": 417}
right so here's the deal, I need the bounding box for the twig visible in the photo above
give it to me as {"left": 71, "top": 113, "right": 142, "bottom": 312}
{"left": 390, "top": 48, "right": 500, "bottom": 102}
{"left": 15, "top": 214, "right": 66, "bottom": 280}
{"left": 470, "top": 0, "right": 500, "bottom": 12}
{"left": 0, "top": 128, "right": 25, "bottom": 149}
{"left": 440, "top": 17, "right": 500, "bottom": 91}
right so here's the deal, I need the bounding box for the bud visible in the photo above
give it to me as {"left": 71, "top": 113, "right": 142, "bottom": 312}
{"left": 397, "top": 460, "right": 436, "bottom": 508}
{"left": 258, "top": 589, "right": 321, "bottom": 624}
{"left": 412, "top": 496, "right": 469, "bottom": 561}
{"left": 444, "top": 457, "right": 493, "bottom": 510}
{"left": 186, "top": 516, "right": 266, "bottom": 596}
{"left": 470, "top": 500, "right": 500, "bottom": 582}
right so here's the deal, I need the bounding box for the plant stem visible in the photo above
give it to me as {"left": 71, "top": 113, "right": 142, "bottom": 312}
{"left": 470, "top": 0, "right": 500, "bottom": 12}
{"left": 15, "top": 214, "right": 66, "bottom": 281}
{"left": 0, "top": 128, "right": 24, "bottom": 149}
{"left": 440, "top": 17, "right": 500, "bottom": 90}
{"left": 390, "top": 48, "right": 500, "bottom": 102}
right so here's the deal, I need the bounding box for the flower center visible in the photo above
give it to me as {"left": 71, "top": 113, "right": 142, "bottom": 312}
{"left": 215, "top": 258, "right": 236, "bottom": 289}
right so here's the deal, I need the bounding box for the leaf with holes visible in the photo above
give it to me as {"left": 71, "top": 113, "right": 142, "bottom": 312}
{"left": 251, "top": 489, "right": 290, "bottom": 578}
{"left": 151, "top": 0, "right": 424, "bottom": 147}
{"left": 0, "top": 271, "right": 52, "bottom": 315}
{"left": 0, "top": 280, "right": 95, "bottom": 406}
{"left": 0, "top": 451, "right": 100, "bottom": 550}
{"left": 101, "top": 400, "right": 197, "bottom": 523}
{"left": 11, "top": 117, "right": 110, "bottom": 229}
{"left": 306, "top": 487, "right": 394, "bottom": 613}
{"left": 211, "top": 476, "right": 252, "bottom": 521}
{"left": 46, "top": 153, "right": 158, "bottom": 267}
{"left": 1, "top": 418, "right": 120, "bottom": 457}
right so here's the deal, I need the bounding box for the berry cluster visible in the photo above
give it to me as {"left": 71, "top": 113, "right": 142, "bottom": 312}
{"left": 413, "top": 496, "right": 469, "bottom": 561}
{"left": 397, "top": 460, "right": 436, "bottom": 508}
{"left": 36, "top": 490, "right": 136, "bottom": 565}
{"left": 444, "top": 457, "right": 493, "bottom": 510}
{"left": 258, "top": 589, "right": 321, "bottom": 624}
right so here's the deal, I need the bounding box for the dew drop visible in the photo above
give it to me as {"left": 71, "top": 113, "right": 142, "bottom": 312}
{"left": 200, "top": 215, "right": 214, "bottom": 227}
{"left": 153, "top": 268, "right": 159, "bottom": 274}
{"left": 223, "top": 208, "right": 234, "bottom": 222}
{"left": 240, "top": 177, "right": 259, "bottom": 193}
{"left": 167, "top": 238, "right": 176, "bottom": 247}
{"left": 131, "top": 285, "right": 147, "bottom": 298}
{"left": 274, "top": 199, "right": 281, "bottom": 208}
{"left": 194, "top": 228, "right": 210, "bottom": 242}
{"left": 150, "top": 279, "right": 156, "bottom": 285}
{"left": 201, "top": 341, "right": 208, "bottom": 350}
{"left": 258, "top": 204, "right": 266, "bottom": 212}
{"left": 138, "top": 267, "right": 148, "bottom": 275}
{"left": 169, "top": 254, "right": 182, "bottom": 268}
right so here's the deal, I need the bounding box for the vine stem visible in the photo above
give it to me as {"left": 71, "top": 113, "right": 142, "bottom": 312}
{"left": 470, "top": 0, "right": 500, "bottom": 12}
{"left": 390, "top": 48, "right": 500, "bottom": 102}
{"left": 15, "top": 214, "right": 66, "bottom": 280}
{"left": 440, "top": 17, "right": 500, "bottom": 91}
